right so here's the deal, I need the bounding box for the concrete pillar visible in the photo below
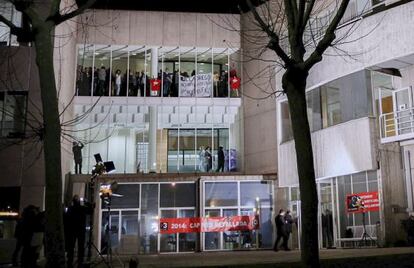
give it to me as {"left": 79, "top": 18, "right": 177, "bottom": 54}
{"left": 148, "top": 47, "right": 159, "bottom": 171}
{"left": 148, "top": 106, "right": 158, "bottom": 172}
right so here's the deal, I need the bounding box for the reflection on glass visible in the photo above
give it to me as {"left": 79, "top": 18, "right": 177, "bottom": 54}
{"left": 240, "top": 181, "right": 272, "bottom": 207}
{"left": 101, "top": 211, "right": 120, "bottom": 253}
{"left": 110, "top": 184, "right": 140, "bottom": 209}
{"left": 160, "top": 183, "right": 196, "bottom": 208}
{"left": 223, "top": 209, "right": 239, "bottom": 250}
{"left": 160, "top": 210, "right": 177, "bottom": 253}
{"left": 140, "top": 184, "right": 158, "bottom": 254}
{"left": 205, "top": 209, "right": 220, "bottom": 250}
{"left": 179, "top": 210, "right": 196, "bottom": 252}
{"left": 120, "top": 211, "right": 139, "bottom": 254}
{"left": 94, "top": 47, "right": 111, "bottom": 96}
{"left": 205, "top": 182, "right": 237, "bottom": 207}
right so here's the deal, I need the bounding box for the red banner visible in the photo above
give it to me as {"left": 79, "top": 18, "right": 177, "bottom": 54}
{"left": 346, "top": 191, "right": 379, "bottom": 213}
{"left": 150, "top": 78, "right": 161, "bottom": 91}
{"left": 159, "top": 215, "right": 260, "bottom": 234}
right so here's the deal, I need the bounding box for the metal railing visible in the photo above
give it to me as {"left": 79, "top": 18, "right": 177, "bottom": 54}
{"left": 379, "top": 107, "right": 414, "bottom": 142}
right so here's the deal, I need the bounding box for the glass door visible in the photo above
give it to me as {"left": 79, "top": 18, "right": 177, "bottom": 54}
{"left": 289, "top": 201, "right": 301, "bottom": 250}
{"left": 319, "top": 181, "right": 335, "bottom": 249}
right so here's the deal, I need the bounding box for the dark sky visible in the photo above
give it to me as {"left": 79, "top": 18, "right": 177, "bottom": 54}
{"left": 89, "top": 0, "right": 261, "bottom": 14}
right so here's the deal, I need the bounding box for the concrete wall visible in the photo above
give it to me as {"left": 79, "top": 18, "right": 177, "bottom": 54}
{"left": 278, "top": 117, "right": 377, "bottom": 186}
{"left": 0, "top": 47, "right": 45, "bottom": 210}
{"left": 77, "top": 9, "right": 240, "bottom": 48}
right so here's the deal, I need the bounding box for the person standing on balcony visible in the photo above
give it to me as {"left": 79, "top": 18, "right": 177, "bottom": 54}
{"left": 205, "top": 146, "right": 212, "bottom": 172}
{"left": 97, "top": 66, "right": 106, "bottom": 96}
{"left": 115, "top": 69, "right": 122, "bottom": 96}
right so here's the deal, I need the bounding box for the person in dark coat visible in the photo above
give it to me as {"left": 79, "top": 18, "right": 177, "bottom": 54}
{"left": 72, "top": 141, "right": 84, "bottom": 174}
{"left": 283, "top": 210, "right": 293, "bottom": 250}
{"left": 12, "top": 213, "right": 24, "bottom": 266}
{"left": 273, "top": 209, "right": 286, "bottom": 251}
{"left": 216, "top": 146, "right": 225, "bottom": 172}
{"left": 20, "top": 205, "right": 40, "bottom": 268}
{"left": 204, "top": 146, "right": 212, "bottom": 172}
{"left": 65, "top": 195, "right": 88, "bottom": 268}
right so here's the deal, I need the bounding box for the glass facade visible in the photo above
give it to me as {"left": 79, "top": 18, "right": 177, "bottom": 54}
{"left": 98, "top": 179, "right": 272, "bottom": 254}
{"left": 203, "top": 181, "right": 274, "bottom": 250}
{"left": 281, "top": 70, "right": 373, "bottom": 142}
{"left": 288, "top": 170, "right": 379, "bottom": 249}
{"left": 75, "top": 45, "right": 240, "bottom": 98}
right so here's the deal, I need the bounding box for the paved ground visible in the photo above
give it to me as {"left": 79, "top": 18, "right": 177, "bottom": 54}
{"left": 2, "top": 247, "right": 414, "bottom": 267}
{"left": 92, "top": 247, "right": 414, "bottom": 268}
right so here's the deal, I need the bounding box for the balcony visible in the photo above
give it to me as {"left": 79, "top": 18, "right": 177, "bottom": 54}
{"left": 379, "top": 86, "right": 414, "bottom": 144}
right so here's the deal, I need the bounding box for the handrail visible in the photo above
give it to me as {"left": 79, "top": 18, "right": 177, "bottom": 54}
{"left": 379, "top": 106, "right": 414, "bottom": 140}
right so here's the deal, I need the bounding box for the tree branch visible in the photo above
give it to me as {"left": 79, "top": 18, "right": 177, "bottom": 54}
{"left": 52, "top": 0, "right": 96, "bottom": 26}
{"left": 245, "top": 0, "right": 291, "bottom": 67}
{"left": 304, "top": 0, "right": 350, "bottom": 70}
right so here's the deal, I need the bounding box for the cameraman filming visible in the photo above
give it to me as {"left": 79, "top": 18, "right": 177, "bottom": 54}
{"left": 64, "top": 195, "right": 92, "bottom": 268}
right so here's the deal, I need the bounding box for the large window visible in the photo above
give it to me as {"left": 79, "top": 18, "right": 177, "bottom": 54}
{"left": 0, "top": 91, "right": 27, "bottom": 138}
{"left": 203, "top": 180, "right": 274, "bottom": 250}
{"left": 281, "top": 70, "right": 373, "bottom": 142}
{"left": 75, "top": 45, "right": 240, "bottom": 98}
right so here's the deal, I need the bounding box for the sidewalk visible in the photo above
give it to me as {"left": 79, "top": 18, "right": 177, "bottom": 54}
{"left": 95, "top": 247, "right": 414, "bottom": 268}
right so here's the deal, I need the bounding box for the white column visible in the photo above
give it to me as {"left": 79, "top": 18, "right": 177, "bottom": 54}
{"left": 148, "top": 47, "right": 159, "bottom": 172}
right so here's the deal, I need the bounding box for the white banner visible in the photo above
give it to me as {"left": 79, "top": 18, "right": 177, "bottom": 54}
{"left": 179, "top": 74, "right": 212, "bottom": 97}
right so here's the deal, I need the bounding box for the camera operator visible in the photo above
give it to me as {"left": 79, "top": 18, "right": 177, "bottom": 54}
{"left": 64, "top": 195, "right": 93, "bottom": 268}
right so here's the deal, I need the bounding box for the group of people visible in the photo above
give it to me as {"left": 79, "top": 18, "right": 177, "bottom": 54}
{"left": 76, "top": 64, "right": 240, "bottom": 98}
{"left": 12, "top": 205, "right": 45, "bottom": 267}
{"left": 198, "top": 146, "right": 225, "bottom": 172}
{"left": 273, "top": 209, "right": 294, "bottom": 251}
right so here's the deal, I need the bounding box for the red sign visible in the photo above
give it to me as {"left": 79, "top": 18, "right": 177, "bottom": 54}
{"left": 230, "top": 76, "right": 241, "bottom": 90}
{"left": 346, "top": 191, "right": 379, "bottom": 213}
{"left": 159, "top": 215, "right": 259, "bottom": 234}
{"left": 150, "top": 78, "right": 161, "bottom": 91}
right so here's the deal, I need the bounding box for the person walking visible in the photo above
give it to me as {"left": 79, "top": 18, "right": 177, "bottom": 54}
{"left": 216, "top": 146, "right": 225, "bottom": 172}
{"left": 204, "top": 146, "right": 212, "bottom": 172}
{"left": 12, "top": 212, "right": 24, "bottom": 266}
{"left": 64, "top": 195, "right": 88, "bottom": 268}
{"left": 283, "top": 210, "right": 293, "bottom": 251}
{"left": 72, "top": 141, "right": 84, "bottom": 174}
{"left": 273, "top": 209, "right": 286, "bottom": 251}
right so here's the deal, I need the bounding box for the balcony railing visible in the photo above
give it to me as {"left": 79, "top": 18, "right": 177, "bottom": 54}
{"left": 379, "top": 107, "right": 414, "bottom": 143}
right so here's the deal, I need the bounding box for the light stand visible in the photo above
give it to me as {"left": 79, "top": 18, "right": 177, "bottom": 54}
{"left": 358, "top": 207, "right": 376, "bottom": 247}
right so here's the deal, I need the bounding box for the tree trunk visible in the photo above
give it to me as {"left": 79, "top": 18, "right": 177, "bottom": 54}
{"left": 284, "top": 69, "right": 320, "bottom": 268}
{"left": 34, "top": 24, "right": 66, "bottom": 268}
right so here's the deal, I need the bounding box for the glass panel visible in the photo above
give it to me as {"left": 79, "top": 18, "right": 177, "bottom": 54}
{"left": 320, "top": 182, "right": 334, "bottom": 248}
{"left": 101, "top": 211, "right": 120, "bottom": 253}
{"left": 213, "top": 50, "right": 228, "bottom": 98}
{"left": 322, "top": 86, "right": 341, "bottom": 127}
{"left": 259, "top": 207, "right": 273, "bottom": 248}
{"left": 162, "top": 51, "right": 177, "bottom": 97}
{"left": 136, "top": 130, "right": 149, "bottom": 173}
{"left": 205, "top": 182, "right": 237, "bottom": 207}
{"left": 240, "top": 181, "right": 273, "bottom": 207}
{"left": 281, "top": 101, "right": 293, "bottom": 142}
{"left": 110, "top": 184, "right": 140, "bottom": 209}
{"left": 94, "top": 46, "right": 111, "bottom": 96}
{"left": 306, "top": 88, "right": 322, "bottom": 132}
{"left": 229, "top": 50, "right": 241, "bottom": 98}
{"left": 240, "top": 208, "right": 257, "bottom": 248}
{"left": 197, "top": 129, "right": 213, "bottom": 172}
{"left": 167, "top": 129, "right": 179, "bottom": 172}
{"left": 223, "top": 209, "right": 239, "bottom": 250}
{"left": 179, "top": 49, "right": 196, "bottom": 97}
{"left": 76, "top": 45, "right": 94, "bottom": 96}
{"left": 338, "top": 175, "right": 354, "bottom": 239}
{"left": 179, "top": 129, "right": 196, "bottom": 172}
{"left": 120, "top": 211, "right": 139, "bottom": 254}
{"left": 1, "top": 92, "right": 27, "bottom": 137}
{"left": 160, "top": 183, "right": 196, "bottom": 207}
{"left": 160, "top": 210, "right": 177, "bottom": 253}
{"left": 179, "top": 210, "right": 196, "bottom": 252}
{"left": 197, "top": 49, "right": 213, "bottom": 97}
{"left": 140, "top": 184, "right": 158, "bottom": 254}
{"left": 128, "top": 49, "right": 145, "bottom": 97}
{"left": 214, "top": 129, "right": 229, "bottom": 172}
{"left": 112, "top": 48, "right": 128, "bottom": 96}
{"left": 204, "top": 209, "right": 220, "bottom": 250}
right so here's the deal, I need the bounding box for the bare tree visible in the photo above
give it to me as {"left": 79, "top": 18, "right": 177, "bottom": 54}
{"left": 0, "top": 0, "right": 96, "bottom": 266}
{"left": 238, "top": 0, "right": 355, "bottom": 266}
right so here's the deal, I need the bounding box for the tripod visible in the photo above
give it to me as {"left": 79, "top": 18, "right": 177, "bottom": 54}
{"left": 102, "top": 196, "right": 124, "bottom": 267}
{"left": 358, "top": 211, "right": 376, "bottom": 247}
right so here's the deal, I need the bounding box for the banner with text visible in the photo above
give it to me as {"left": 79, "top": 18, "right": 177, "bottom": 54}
{"left": 346, "top": 191, "right": 379, "bottom": 213}
{"left": 179, "top": 74, "right": 212, "bottom": 97}
{"left": 159, "top": 215, "right": 260, "bottom": 234}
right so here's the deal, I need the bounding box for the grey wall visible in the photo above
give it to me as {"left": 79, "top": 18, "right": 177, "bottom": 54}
{"left": 77, "top": 10, "right": 240, "bottom": 48}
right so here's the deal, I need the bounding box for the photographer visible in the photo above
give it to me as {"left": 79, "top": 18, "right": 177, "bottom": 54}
{"left": 64, "top": 195, "right": 92, "bottom": 268}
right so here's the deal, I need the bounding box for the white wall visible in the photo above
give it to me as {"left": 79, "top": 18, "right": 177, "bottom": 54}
{"left": 278, "top": 117, "right": 377, "bottom": 186}
{"left": 76, "top": 9, "right": 241, "bottom": 48}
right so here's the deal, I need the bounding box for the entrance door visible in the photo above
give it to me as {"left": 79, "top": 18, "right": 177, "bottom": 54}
{"left": 318, "top": 181, "right": 335, "bottom": 249}
{"left": 393, "top": 87, "right": 414, "bottom": 135}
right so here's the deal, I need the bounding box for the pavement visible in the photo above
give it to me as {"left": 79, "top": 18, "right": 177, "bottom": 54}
{"left": 92, "top": 247, "right": 414, "bottom": 268}
{"left": 2, "top": 247, "right": 414, "bottom": 268}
